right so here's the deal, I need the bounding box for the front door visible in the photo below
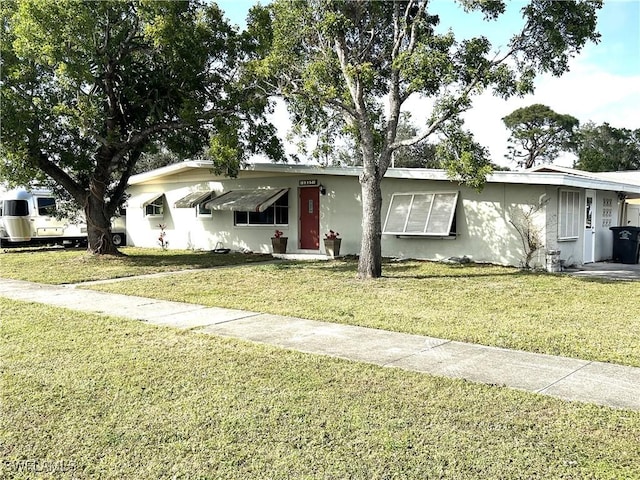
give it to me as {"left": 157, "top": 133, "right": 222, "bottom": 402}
{"left": 299, "top": 187, "right": 320, "bottom": 249}
{"left": 584, "top": 190, "right": 596, "bottom": 263}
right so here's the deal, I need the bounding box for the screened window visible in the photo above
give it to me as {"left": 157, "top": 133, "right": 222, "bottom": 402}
{"left": 558, "top": 190, "right": 580, "bottom": 240}
{"left": 383, "top": 192, "right": 458, "bottom": 236}
{"left": 234, "top": 194, "right": 289, "bottom": 226}
{"left": 37, "top": 197, "right": 56, "bottom": 216}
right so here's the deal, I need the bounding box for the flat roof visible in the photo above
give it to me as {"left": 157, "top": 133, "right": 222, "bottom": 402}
{"left": 128, "top": 161, "right": 640, "bottom": 195}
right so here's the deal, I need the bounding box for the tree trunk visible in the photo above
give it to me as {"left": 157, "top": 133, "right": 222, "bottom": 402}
{"left": 85, "top": 192, "right": 119, "bottom": 255}
{"left": 358, "top": 173, "right": 383, "bottom": 279}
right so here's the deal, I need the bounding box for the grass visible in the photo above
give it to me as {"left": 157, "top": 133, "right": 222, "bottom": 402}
{"left": 0, "top": 247, "right": 272, "bottom": 284}
{"left": 2, "top": 297, "right": 639, "bottom": 479}
{"left": 82, "top": 258, "right": 640, "bottom": 368}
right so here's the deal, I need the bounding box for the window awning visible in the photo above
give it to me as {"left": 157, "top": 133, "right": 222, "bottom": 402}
{"left": 174, "top": 191, "right": 214, "bottom": 208}
{"left": 204, "top": 189, "right": 288, "bottom": 212}
{"left": 135, "top": 193, "right": 164, "bottom": 208}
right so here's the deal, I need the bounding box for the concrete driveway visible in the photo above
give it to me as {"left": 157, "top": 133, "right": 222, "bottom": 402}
{"left": 567, "top": 262, "right": 640, "bottom": 281}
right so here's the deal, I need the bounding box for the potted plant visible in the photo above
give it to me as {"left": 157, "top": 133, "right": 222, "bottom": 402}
{"left": 323, "top": 229, "right": 341, "bottom": 258}
{"left": 271, "top": 229, "right": 288, "bottom": 254}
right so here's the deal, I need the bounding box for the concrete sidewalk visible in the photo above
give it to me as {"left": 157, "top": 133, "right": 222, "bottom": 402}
{"left": 1, "top": 277, "right": 638, "bottom": 411}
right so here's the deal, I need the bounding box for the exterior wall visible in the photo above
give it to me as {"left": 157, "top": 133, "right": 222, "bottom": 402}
{"left": 126, "top": 168, "right": 627, "bottom": 267}
{"left": 543, "top": 187, "right": 619, "bottom": 266}
{"left": 626, "top": 204, "right": 640, "bottom": 227}
{"left": 379, "top": 179, "right": 548, "bottom": 267}
{"left": 127, "top": 174, "right": 363, "bottom": 255}
{"left": 126, "top": 173, "right": 549, "bottom": 267}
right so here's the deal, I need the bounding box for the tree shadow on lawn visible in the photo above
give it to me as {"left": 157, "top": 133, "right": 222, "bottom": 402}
{"left": 276, "top": 257, "right": 529, "bottom": 280}
{"left": 121, "top": 251, "right": 274, "bottom": 269}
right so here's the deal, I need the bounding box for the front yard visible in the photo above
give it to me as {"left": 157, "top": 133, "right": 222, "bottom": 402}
{"left": 2, "top": 298, "right": 639, "bottom": 479}
{"left": 1, "top": 248, "right": 638, "bottom": 367}
{"left": 0, "top": 247, "right": 272, "bottom": 284}
{"left": 87, "top": 256, "right": 640, "bottom": 368}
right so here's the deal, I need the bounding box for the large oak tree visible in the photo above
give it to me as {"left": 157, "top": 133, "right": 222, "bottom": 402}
{"left": 1, "top": 0, "right": 280, "bottom": 254}
{"left": 259, "top": 0, "right": 601, "bottom": 278}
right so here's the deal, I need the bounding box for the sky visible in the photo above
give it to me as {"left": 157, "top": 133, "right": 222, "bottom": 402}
{"left": 217, "top": 0, "right": 640, "bottom": 168}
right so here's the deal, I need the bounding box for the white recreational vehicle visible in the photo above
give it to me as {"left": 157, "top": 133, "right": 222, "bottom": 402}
{"left": 0, "top": 187, "right": 126, "bottom": 247}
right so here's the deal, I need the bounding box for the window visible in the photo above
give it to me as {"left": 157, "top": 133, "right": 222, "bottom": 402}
{"left": 558, "top": 190, "right": 580, "bottom": 240}
{"left": 4, "top": 200, "right": 29, "bottom": 217}
{"left": 383, "top": 192, "right": 458, "bottom": 236}
{"left": 234, "top": 193, "right": 289, "bottom": 226}
{"left": 37, "top": 197, "right": 56, "bottom": 216}
{"left": 145, "top": 195, "right": 164, "bottom": 217}
{"left": 197, "top": 195, "right": 214, "bottom": 217}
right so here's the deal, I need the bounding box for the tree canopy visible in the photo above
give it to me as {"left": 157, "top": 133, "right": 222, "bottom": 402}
{"left": 1, "top": 0, "right": 281, "bottom": 253}
{"left": 502, "top": 104, "right": 579, "bottom": 169}
{"left": 259, "top": 0, "right": 601, "bottom": 278}
{"left": 573, "top": 122, "right": 640, "bottom": 172}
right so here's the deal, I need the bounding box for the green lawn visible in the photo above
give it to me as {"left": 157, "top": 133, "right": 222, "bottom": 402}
{"left": 1, "top": 248, "right": 639, "bottom": 367}
{"left": 2, "top": 298, "right": 639, "bottom": 479}
{"left": 0, "top": 247, "right": 272, "bottom": 284}
{"left": 85, "top": 258, "right": 640, "bottom": 368}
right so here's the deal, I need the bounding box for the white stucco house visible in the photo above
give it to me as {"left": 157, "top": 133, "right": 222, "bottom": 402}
{"left": 124, "top": 161, "right": 640, "bottom": 268}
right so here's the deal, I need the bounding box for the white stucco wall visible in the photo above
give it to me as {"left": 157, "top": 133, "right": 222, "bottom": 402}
{"left": 126, "top": 167, "right": 629, "bottom": 267}
{"left": 126, "top": 172, "right": 551, "bottom": 267}
{"left": 626, "top": 204, "right": 640, "bottom": 227}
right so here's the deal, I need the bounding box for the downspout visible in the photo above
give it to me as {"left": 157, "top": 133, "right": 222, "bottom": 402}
{"left": 617, "top": 192, "right": 627, "bottom": 226}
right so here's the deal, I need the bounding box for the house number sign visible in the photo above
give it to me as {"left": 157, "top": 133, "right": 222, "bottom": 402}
{"left": 299, "top": 179, "right": 318, "bottom": 186}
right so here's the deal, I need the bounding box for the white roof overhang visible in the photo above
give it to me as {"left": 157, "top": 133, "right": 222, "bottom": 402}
{"left": 128, "top": 161, "right": 640, "bottom": 196}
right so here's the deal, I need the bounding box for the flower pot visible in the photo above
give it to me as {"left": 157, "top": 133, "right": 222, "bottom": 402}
{"left": 324, "top": 238, "right": 341, "bottom": 258}
{"left": 271, "top": 237, "right": 288, "bottom": 254}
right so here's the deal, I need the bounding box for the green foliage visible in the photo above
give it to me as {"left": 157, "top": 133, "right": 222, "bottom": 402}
{"left": 133, "top": 150, "right": 181, "bottom": 175}
{"left": 517, "top": 0, "right": 602, "bottom": 76}
{"left": 502, "top": 103, "right": 580, "bottom": 168}
{"left": 259, "top": 0, "right": 601, "bottom": 277}
{"left": 389, "top": 114, "right": 439, "bottom": 168}
{"left": 1, "top": 0, "right": 281, "bottom": 253}
{"left": 437, "top": 122, "right": 493, "bottom": 190}
{"left": 573, "top": 122, "right": 640, "bottom": 172}
{"left": 263, "top": 0, "right": 600, "bottom": 176}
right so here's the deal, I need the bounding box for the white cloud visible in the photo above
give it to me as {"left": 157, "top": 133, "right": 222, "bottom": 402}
{"left": 461, "top": 55, "right": 640, "bottom": 168}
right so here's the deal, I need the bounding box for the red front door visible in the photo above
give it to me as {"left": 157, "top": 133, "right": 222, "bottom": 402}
{"left": 299, "top": 187, "right": 320, "bottom": 249}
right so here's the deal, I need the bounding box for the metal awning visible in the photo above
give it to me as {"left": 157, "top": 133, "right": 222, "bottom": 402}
{"left": 136, "top": 192, "right": 164, "bottom": 208}
{"left": 174, "top": 191, "right": 214, "bottom": 208}
{"left": 204, "top": 188, "right": 288, "bottom": 212}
